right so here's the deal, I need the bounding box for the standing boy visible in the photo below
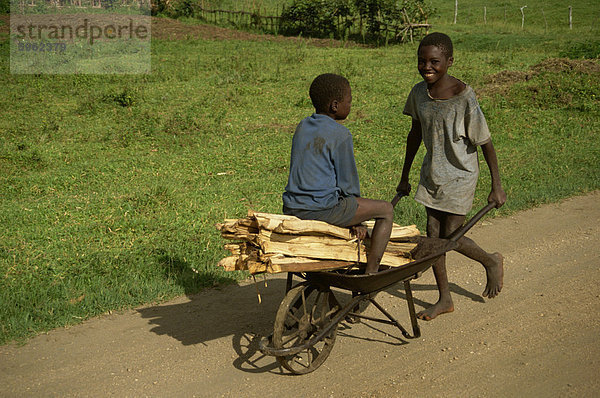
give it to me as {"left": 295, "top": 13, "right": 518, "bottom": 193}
{"left": 283, "top": 73, "right": 393, "bottom": 274}
{"left": 397, "top": 33, "right": 507, "bottom": 320}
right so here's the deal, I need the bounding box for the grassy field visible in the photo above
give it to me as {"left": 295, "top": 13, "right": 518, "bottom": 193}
{"left": 1, "top": 2, "right": 599, "bottom": 343}
{"left": 200, "top": 0, "right": 600, "bottom": 32}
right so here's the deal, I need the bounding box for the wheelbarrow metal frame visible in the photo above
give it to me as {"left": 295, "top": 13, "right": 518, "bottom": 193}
{"left": 259, "top": 201, "right": 497, "bottom": 370}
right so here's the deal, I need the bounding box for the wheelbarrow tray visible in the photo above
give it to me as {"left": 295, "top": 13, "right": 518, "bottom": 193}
{"left": 303, "top": 238, "right": 458, "bottom": 295}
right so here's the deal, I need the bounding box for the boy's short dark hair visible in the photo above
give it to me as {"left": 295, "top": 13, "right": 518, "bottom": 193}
{"left": 309, "top": 73, "right": 350, "bottom": 113}
{"left": 418, "top": 32, "right": 453, "bottom": 58}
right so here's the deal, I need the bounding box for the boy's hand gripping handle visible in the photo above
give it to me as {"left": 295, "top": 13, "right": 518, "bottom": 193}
{"left": 391, "top": 184, "right": 411, "bottom": 207}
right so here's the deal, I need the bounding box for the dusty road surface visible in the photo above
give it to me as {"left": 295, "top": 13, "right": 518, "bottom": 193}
{"left": 1, "top": 192, "right": 599, "bottom": 397}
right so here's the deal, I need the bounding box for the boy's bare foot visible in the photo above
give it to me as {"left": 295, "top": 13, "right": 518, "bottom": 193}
{"left": 417, "top": 298, "right": 454, "bottom": 321}
{"left": 482, "top": 252, "right": 504, "bottom": 298}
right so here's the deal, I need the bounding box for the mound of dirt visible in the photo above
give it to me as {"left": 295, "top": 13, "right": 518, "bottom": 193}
{"left": 531, "top": 57, "right": 600, "bottom": 74}
{"left": 480, "top": 57, "right": 600, "bottom": 97}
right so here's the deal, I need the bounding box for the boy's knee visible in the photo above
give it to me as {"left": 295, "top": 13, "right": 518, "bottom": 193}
{"left": 379, "top": 200, "right": 394, "bottom": 221}
{"left": 383, "top": 201, "right": 394, "bottom": 215}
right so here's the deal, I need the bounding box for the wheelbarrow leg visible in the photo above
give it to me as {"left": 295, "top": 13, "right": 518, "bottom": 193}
{"left": 346, "top": 291, "right": 361, "bottom": 324}
{"left": 404, "top": 280, "right": 421, "bottom": 338}
{"left": 285, "top": 272, "right": 293, "bottom": 293}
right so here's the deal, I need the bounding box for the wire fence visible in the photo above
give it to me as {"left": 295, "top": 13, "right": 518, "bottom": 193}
{"left": 197, "top": 6, "right": 282, "bottom": 33}
{"left": 196, "top": 5, "right": 432, "bottom": 43}
{"left": 446, "top": 2, "right": 594, "bottom": 31}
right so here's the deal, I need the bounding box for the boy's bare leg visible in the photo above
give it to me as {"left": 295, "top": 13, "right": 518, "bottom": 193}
{"left": 417, "top": 208, "right": 454, "bottom": 320}
{"left": 453, "top": 233, "right": 504, "bottom": 298}
{"left": 346, "top": 197, "right": 393, "bottom": 274}
{"left": 419, "top": 209, "right": 504, "bottom": 320}
{"left": 443, "top": 213, "right": 503, "bottom": 298}
{"left": 440, "top": 211, "right": 505, "bottom": 295}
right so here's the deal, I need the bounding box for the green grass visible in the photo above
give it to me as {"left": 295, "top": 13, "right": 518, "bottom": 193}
{"left": 1, "top": 2, "right": 599, "bottom": 344}
{"left": 197, "top": 0, "right": 291, "bottom": 13}
{"left": 198, "top": 0, "right": 600, "bottom": 34}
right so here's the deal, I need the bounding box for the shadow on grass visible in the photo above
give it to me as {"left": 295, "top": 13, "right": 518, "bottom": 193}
{"left": 157, "top": 253, "right": 239, "bottom": 294}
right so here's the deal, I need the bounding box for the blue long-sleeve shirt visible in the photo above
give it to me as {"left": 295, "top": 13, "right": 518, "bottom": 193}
{"left": 282, "top": 113, "right": 360, "bottom": 211}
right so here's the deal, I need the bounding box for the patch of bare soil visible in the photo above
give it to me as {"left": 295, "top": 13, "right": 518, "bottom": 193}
{"left": 0, "top": 15, "right": 360, "bottom": 47}
{"left": 480, "top": 57, "right": 600, "bottom": 96}
{"left": 532, "top": 57, "right": 600, "bottom": 74}
{"left": 151, "top": 16, "right": 361, "bottom": 48}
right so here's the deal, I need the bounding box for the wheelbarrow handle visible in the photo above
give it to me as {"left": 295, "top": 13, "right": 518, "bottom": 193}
{"left": 391, "top": 193, "right": 404, "bottom": 207}
{"left": 448, "top": 202, "right": 497, "bottom": 242}
{"left": 391, "top": 190, "right": 410, "bottom": 207}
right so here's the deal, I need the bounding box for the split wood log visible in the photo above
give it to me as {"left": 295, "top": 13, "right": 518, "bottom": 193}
{"left": 218, "top": 254, "right": 268, "bottom": 274}
{"left": 266, "top": 256, "right": 355, "bottom": 273}
{"left": 246, "top": 261, "right": 268, "bottom": 274}
{"left": 376, "top": 241, "right": 415, "bottom": 257}
{"left": 259, "top": 230, "right": 358, "bottom": 246}
{"left": 223, "top": 242, "right": 260, "bottom": 256}
{"left": 257, "top": 239, "right": 364, "bottom": 263}
{"left": 216, "top": 212, "right": 420, "bottom": 274}
{"left": 273, "top": 219, "right": 353, "bottom": 240}
{"left": 362, "top": 221, "right": 420, "bottom": 241}
{"left": 217, "top": 255, "right": 238, "bottom": 271}
{"left": 250, "top": 211, "right": 298, "bottom": 231}
{"left": 257, "top": 238, "right": 413, "bottom": 268}
{"left": 217, "top": 213, "right": 419, "bottom": 242}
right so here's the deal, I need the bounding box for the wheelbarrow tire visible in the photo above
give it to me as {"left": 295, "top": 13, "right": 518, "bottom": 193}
{"left": 273, "top": 282, "right": 339, "bottom": 374}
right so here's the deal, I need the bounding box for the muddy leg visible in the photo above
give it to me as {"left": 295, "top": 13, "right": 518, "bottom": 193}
{"left": 418, "top": 253, "right": 455, "bottom": 320}
{"left": 346, "top": 198, "right": 393, "bottom": 274}
{"left": 454, "top": 235, "right": 504, "bottom": 299}
{"left": 417, "top": 208, "right": 454, "bottom": 321}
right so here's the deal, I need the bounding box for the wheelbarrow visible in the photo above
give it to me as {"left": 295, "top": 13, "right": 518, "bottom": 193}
{"left": 259, "top": 197, "right": 497, "bottom": 374}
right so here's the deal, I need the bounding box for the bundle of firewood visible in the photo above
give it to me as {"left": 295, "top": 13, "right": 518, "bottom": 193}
{"left": 216, "top": 211, "right": 420, "bottom": 275}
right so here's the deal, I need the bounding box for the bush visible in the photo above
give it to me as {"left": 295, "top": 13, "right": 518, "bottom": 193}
{"left": 1, "top": 0, "right": 9, "bottom": 14}
{"left": 151, "top": 0, "right": 197, "bottom": 18}
{"left": 280, "top": 0, "right": 434, "bottom": 42}
{"left": 355, "top": 0, "right": 434, "bottom": 34}
{"left": 280, "top": 0, "right": 354, "bottom": 38}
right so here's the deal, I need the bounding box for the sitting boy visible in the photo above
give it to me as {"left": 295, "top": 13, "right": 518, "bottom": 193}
{"left": 282, "top": 73, "right": 393, "bottom": 274}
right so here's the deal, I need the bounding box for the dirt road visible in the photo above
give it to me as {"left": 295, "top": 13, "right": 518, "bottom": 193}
{"left": 1, "top": 192, "right": 599, "bottom": 397}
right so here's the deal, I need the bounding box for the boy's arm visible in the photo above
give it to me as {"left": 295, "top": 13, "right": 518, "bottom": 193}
{"left": 396, "top": 118, "right": 422, "bottom": 194}
{"left": 480, "top": 139, "right": 507, "bottom": 208}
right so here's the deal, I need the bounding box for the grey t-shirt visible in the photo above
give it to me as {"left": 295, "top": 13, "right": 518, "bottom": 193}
{"left": 403, "top": 82, "right": 491, "bottom": 215}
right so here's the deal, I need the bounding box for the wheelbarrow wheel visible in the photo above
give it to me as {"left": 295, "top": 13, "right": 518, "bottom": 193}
{"left": 273, "top": 283, "right": 340, "bottom": 374}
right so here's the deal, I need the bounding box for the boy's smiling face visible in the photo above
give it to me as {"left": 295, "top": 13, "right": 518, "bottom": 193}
{"left": 417, "top": 45, "right": 454, "bottom": 86}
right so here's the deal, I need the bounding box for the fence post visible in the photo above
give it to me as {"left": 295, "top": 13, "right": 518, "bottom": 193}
{"left": 542, "top": 8, "right": 547, "bottom": 33}
{"left": 279, "top": 4, "right": 284, "bottom": 33}
{"left": 454, "top": 0, "right": 458, "bottom": 24}
{"left": 484, "top": 6, "right": 487, "bottom": 25}
{"left": 520, "top": 5, "right": 527, "bottom": 30}
{"left": 569, "top": 6, "right": 572, "bottom": 29}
